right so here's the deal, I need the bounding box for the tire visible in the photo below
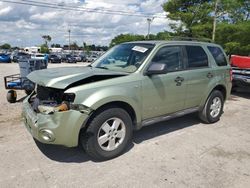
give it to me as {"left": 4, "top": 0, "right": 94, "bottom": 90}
{"left": 81, "top": 107, "right": 133, "bottom": 160}
{"left": 7, "top": 90, "right": 17, "bottom": 103}
{"left": 199, "top": 90, "right": 224, "bottom": 123}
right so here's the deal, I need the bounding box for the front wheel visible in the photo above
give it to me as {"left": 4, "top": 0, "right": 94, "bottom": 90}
{"left": 199, "top": 90, "right": 224, "bottom": 123}
{"left": 81, "top": 107, "right": 133, "bottom": 160}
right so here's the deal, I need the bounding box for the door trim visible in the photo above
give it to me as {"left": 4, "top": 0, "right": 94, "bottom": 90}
{"left": 141, "top": 107, "right": 199, "bottom": 127}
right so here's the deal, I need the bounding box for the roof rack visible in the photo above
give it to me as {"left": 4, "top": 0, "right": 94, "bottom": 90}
{"left": 170, "top": 37, "right": 213, "bottom": 43}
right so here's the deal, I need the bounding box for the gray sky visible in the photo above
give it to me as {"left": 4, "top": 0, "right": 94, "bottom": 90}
{"left": 0, "top": 0, "right": 174, "bottom": 47}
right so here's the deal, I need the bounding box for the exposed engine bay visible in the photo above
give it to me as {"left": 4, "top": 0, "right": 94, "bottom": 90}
{"left": 29, "top": 74, "right": 126, "bottom": 114}
{"left": 30, "top": 85, "right": 71, "bottom": 114}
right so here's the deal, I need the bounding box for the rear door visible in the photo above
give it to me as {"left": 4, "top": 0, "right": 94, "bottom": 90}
{"left": 183, "top": 45, "right": 214, "bottom": 109}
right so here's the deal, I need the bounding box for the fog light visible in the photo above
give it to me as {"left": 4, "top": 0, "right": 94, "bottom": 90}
{"left": 39, "top": 129, "right": 55, "bottom": 142}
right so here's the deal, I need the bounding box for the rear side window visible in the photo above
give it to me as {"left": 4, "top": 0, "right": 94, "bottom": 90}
{"left": 185, "top": 46, "right": 208, "bottom": 68}
{"left": 208, "top": 46, "right": 227, "bottom": 66}
{"left": 151, "top": 46, "right": 183, "bottom": 72}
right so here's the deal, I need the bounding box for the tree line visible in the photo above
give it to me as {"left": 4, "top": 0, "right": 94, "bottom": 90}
{"left": 111, "top": 0, "right": 250, "bottom": 56}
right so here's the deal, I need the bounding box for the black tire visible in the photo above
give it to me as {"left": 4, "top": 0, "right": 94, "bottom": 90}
{"left": 81, "top": 107, "right": 133, "bottom": 160}
{"left": 199, "top": 90, "right": 224, "bottom": 123}
{"left": 7, "top": 90, "right": 17, "bottom": 103}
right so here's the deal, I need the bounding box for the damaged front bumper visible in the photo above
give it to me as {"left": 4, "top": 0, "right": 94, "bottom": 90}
{"left": 22, "top": 95, "right": 89, "bottom": 147}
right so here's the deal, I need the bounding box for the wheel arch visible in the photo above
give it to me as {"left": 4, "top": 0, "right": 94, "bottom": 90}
{"left": 79, "top": 101, "right": 139, "bottom": 138}
{"left": 200, "top": 84, "right": 227, "bottom": 111}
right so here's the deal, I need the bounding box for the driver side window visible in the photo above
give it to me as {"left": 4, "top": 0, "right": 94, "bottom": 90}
{"left": 152, "top": 46, "right": 183, "bottom": 72}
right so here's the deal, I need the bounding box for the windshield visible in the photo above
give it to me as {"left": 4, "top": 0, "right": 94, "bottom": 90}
{"left": 92, "top": 43, "right": 155, "bottom": 73}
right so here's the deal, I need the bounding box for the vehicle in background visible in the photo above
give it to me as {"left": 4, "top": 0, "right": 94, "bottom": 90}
{"left": 86, "top": 54, "right": 98, "bottom": 62}
{"left": 230, "top": 55, "right": 250, "bottom": 90}
{"left": 31, "top": 53, "right": 46, "bottom": 60}
{"left": 65, "top": 54, "right": 77, "bottom": 63}
{"left": 11, "top": 52, "right": 30, "bottom": 63}
{"left": 49, "top": 54, "right": 61, "bottom": 63}
{"left": 80, "top": 55, "right": 87, "bottom": 62}
{"left": 73, "top": 55, "right": 82, "bottom": 62}
{"left": 0, "top": 53, "right": 11, "bottom": 63}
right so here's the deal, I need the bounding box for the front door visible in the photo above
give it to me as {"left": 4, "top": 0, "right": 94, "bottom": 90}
{"left": 141, "top": 46, "right": 187, "bottom": 120}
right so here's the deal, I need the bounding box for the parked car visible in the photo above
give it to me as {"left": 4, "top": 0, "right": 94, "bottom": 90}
{"left": 73, "top": 55, "right": 82, "bottom": 62}
{"left": 0, "top": 53, "right": 11, "bottom": 63}
{"left": 49, "top": 54, "right": 61, "bottom": 63}
{"left": 31, "top": 53, "right": 46, "bottom": 60}
{"left": 86, "top": 54, "right": 98, "bottom": 62}
{"left": 80, "top": 55, "right": 87, "bottom": 62}
{"left": 65, "top": 54, "right": 77, "bottom": 63}
{"left": 22, "top": 40, "right": 232, "bottom": 160}
{"left": 230, "top": 55, "right": 250, "bottom": 90}
{"left": 11, "top": 52, "right": 30, "bottom": 63}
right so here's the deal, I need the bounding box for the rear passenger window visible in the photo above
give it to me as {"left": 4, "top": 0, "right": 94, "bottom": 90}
{"left": 151, "top": 46, "right": 183, "bottom": 72}
{"left": 208, "top": 46, "right": 227, "bottom": 66}
{"left": 186, "top": 46, "right": 208, "bottom": 68}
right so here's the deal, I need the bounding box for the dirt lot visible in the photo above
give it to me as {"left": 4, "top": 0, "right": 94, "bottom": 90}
{"left": 0, "top": 63, "right": 250, "bottom": 188}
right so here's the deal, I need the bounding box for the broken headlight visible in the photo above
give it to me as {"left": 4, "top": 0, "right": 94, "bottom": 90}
{"left": 62, "top": 93, "right": 75, "bottom": 103}
{"left": 70, "top": 104, "right": 92, "bottom": 114}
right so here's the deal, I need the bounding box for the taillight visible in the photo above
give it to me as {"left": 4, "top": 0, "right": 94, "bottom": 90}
{"left": 230, "top": 68, "right": 233, "bottom": 82}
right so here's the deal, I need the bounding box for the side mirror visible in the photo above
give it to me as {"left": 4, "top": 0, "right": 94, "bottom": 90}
{"left": 146, "top": 63, "right": 167, "bottom": 76}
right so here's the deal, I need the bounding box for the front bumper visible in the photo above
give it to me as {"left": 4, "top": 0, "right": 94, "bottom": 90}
{"left": 22, "top": 96, "right": 89, "bottom": 147}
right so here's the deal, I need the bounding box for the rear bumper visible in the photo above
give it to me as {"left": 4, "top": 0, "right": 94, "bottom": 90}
{"left": 232, "top": 74, "right": 250, "bottom": 87}
{"left": 22, "top": 96, "right": 89, "bottom": 147}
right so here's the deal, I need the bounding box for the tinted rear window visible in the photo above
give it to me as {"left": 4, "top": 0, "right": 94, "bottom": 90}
{"left": 208, "top": 46, "right": 227, "bottom": 66}
{"left": 186, "top": 46, "right": 208, "bottom": 68}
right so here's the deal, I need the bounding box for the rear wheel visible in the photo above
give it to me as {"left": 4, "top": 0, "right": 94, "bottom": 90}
{"left": 7, "top": 90, "right": 17, "bottom": 103}
{"left": 81, "top": 107, "right": 133, "bottom": 160}
{"left": 199, "top": 90, "right": 224, "bottom": 123}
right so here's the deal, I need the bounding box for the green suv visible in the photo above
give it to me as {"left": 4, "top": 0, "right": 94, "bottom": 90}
{"left": 22, "top": 40, "right": 232, "bottom": 160}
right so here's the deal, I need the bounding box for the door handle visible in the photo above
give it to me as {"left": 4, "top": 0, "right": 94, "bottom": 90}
{"left": 207, "top": 72, "right": 213, "bottom": 78}
{"left": 175, "top": 76, "right": 184, "bottom": 83}
{"left": 175, "top": 76, "right": 184, "bottom": 86}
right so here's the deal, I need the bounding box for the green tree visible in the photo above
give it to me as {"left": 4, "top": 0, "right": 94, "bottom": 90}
{"left": 40, "top": 44, "right": 49, "bottom": 53}
{"left": 51, "top": 43, "right": 61, "bottom": 48}
{"left": 110, "top": 34, "right": 145, "bottom": 47}
{"left": 163, "top": 0, "right": 213, "bottom": 37}
{"left": 42, "top": 35, "right": 52, "bottom": 46}
{"left": 0, "top": 43, "right": 11, "bottom": 49}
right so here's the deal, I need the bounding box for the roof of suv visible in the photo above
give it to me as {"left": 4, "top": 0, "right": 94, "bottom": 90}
{"left": 125, "top": 40, "right": 220, "bottom": 47}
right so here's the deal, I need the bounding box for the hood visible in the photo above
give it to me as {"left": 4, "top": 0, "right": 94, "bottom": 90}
{"left": 27, "top": 66, "right": 127, "bottom": 89}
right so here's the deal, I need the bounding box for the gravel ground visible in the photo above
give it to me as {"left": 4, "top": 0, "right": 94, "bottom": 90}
{"left": 0, "top": 63, "right": 250, "bottom": 188}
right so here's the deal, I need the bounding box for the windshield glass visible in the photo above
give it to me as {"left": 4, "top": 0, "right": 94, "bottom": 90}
{"left": 92, "top": 43, "right": 155, "bottom": 73}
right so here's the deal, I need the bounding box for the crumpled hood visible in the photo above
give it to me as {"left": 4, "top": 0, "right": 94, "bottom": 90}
{"left": 27, "top": 66, "right": 127, "bottom": 89}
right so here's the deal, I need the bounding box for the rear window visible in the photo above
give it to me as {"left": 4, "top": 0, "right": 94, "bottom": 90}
{"left": 186, "top": 46, "right": 208, "bottom": 68}
{"left": 208, "top": 46, "right": 227, "bottom": 66}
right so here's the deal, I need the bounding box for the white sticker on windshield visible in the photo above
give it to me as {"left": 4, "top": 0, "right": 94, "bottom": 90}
{"left": 132, "top": 46, "right": 148, "bottom": 53}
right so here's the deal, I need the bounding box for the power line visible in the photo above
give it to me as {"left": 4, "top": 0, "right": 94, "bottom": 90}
{"left": 21, "top": 0, "right": 149, "bottom": 17}
{"left": 0, "top": 0, "right": 166, "bottom": 18}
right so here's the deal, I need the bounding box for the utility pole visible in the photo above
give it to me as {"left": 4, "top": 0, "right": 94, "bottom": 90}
{"left": 147, "top": 18, "right": 154, "bottom": 39}
{"left": 68, "top": 29, "right": 71, "bottom": 51}
{"left": 212, "top": 0, "right": 219, "bottom": 41}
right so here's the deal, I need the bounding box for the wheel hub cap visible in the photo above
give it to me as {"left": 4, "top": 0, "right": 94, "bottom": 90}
{"left": 97, "top": 118, "right": 126, "bottom": 151}
{"left": 210, "top": 97, "right": 222, "bottom": 118}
